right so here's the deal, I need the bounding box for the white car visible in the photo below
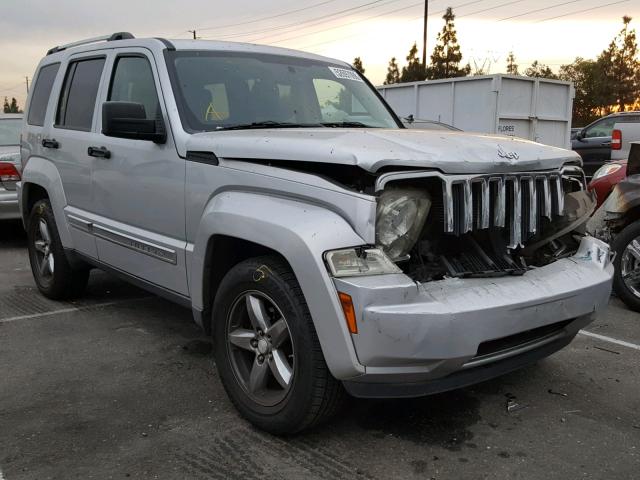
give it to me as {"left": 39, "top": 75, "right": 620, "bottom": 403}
{"left": 0, "top": 113, "right": 22, "bottom": 220}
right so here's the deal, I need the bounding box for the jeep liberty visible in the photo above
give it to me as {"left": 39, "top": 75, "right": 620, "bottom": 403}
{"left": 19, "top": 33, "right": 613, "bottom": 434}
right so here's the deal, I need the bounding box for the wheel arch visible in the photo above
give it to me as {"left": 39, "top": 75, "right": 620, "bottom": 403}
{"left": 189, "top": 191, "right": 367, "bottom": 379}
{"left": 200, "top": 235, "right": 288, "bottom": 335}
{"left": 19, "top": 156, "right": 72, "bottom": 247}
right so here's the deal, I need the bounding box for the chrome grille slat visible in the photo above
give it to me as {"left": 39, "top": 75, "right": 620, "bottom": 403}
{"left": 463, "top": 181, "right": 473, "bottom": 234}
{"left": 440, "top": 170, "right": 566, "bottom": 249}
{"left": 489, "top": 177, "right": 506, "bottom": 228}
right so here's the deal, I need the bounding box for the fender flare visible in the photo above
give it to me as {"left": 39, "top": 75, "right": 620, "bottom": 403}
{"left": 189, "top": 190, "right": 368, "bottom": 379}
{"left": 20, "top": 156, "right": 73, "bottom": 248}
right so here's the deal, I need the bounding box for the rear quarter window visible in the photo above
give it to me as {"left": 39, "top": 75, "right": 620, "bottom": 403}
{"left": 27, "top": 63, "right": 60, "bottom": 126}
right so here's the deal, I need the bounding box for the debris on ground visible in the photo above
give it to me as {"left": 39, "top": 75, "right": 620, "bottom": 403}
{"left": 593, "top": 345, "right": 620, "bottom": 355}
{"left": 507, "top": 399, "right": 529, "bottom": 413}
{"left": 548, "top": 389, "right": 568, "bottom": 397}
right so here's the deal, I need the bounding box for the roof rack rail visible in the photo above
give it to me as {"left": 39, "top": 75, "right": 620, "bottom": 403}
{"left": 46, "top": 32, "right": 135, "bottom": 56}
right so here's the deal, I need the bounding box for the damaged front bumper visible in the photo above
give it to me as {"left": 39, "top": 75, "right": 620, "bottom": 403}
{"left": 335, "top": 236, "right": 613, "bottom": 398}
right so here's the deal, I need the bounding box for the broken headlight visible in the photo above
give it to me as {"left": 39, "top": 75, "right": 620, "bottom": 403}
{"left": 375, "top": 186, "right": 431, "bottom": 261}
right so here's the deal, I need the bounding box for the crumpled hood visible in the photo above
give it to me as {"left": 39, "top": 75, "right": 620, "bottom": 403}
{"left": 186, "top": 128, "right": 580, "bottom": 174}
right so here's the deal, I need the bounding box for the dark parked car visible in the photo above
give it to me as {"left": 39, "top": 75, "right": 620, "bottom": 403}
{"left": 572, "top": 111, "right": 640, "bottom": 177}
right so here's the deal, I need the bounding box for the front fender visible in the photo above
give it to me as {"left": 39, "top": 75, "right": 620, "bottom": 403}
{"left": 189, "top": 191, "right": 369, "bottom": 379}
{"left": 20, "top": 156, "right": 72, "bottom": 248}
{"left": 603, "top": 176, "right": 640, "bottom": 215}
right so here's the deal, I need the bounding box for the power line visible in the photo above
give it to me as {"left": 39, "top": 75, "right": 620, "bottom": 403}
{"left": 250, "top": 0, "right": 429, "bottom": 44}
{"left": 460, "top": 0, "right": 527, "bottom": 18}
{"left": 268, "top": 0, "right": 481, "bottom": 48}
{"left": 293, "top": 0, "right": 484, "bottom": 50}
{"left": 202, "top": 0, "right": 393, "bottom": 40}
{"left": 196, "top": 0, "right": 342, "bottom": 32}
{"left": 497, "top": 0, "right": 586, "bottom": 22}
{"left": 536, "top": 0, "right": 631, "bottom": 22}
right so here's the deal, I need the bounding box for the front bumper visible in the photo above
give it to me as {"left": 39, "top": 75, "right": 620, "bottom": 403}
{"left": 335, "top": 236, "right": 613, "bottom": 398}
{"left": 0, "top": 188, "right": 19, "bottom": 220}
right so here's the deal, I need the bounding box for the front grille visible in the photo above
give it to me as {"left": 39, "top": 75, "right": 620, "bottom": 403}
{"left": 443, "top": 172, "right": 565, "bottom": 248}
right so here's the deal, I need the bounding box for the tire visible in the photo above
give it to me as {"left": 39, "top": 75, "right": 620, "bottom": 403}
{"left": 612, "top": 220, "right": 640, "bottom": 312}
{"left": 212, "top": 255, "right": 345, "bottom": 434}
{"left": 27, "top": 199, "right": 90, "bottom": 300}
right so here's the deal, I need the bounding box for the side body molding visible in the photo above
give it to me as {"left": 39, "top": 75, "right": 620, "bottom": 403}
{"left": 189, "top": 191, "right": 369, "bottom": 379}
{"left": 19, "top": 156, "right": 73, "bottom": 248}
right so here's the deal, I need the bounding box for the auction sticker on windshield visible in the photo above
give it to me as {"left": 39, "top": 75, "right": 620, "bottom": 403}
{"left": 329, "top": 67, "right": 363, "bottom": 82}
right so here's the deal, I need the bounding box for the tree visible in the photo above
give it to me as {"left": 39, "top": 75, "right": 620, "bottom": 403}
{"left": 427, "top": 7, "right": 470, "bottom": 80}
{"left": 599, "top": 16, "right": 640, "bottom": 111}
{"left": 400, "top": 43, "right": 427, "bottom": 82}
{"left": 559, "top": 57, "right": 606, "bottom": 126}
{"left": 3, "top": 96, "right": 20, "bottom": 113}
{"left": 506, "top": 51, "right": 519, "bottom": 75}
{"left": 384, "top": 57, "right": 401, "bottom": 85}
{"left": 524, "top": 60, "right": 558, "bottom": 79}
{"left": 352, "top": 57, "right": 365, "bottom": 74}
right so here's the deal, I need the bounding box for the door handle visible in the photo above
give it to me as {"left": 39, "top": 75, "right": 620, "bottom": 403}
{"left": 601, "top": 142, "right": 611, "bottom": 147}
{"left": 87, "top": 146, "right": 111, "bottom": 159}
{"left": 41, "top": 138, "right": 59, "bottom": 149}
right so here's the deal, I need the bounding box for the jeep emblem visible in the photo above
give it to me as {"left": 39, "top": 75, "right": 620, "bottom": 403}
{"left": 497, "top": 145, "right": 519, "bottom": 160}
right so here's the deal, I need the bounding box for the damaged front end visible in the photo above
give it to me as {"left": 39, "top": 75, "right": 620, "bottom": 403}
{"left": 374, "top": 166, "right": 597, "bottom": 282}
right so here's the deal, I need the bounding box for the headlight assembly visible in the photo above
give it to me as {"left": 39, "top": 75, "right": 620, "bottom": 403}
{"left": 325, "top": 248, "right": 401, "bottom": 277}
{"left": 592, "top": 163, "right": 623, "bottom": 180}
{"left": 375, "top": 186, "right": 431, "bottom": 261}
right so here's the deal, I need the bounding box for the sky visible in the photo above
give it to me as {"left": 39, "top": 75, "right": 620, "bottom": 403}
{"left": 1, "top": 0, "right": 639, "bottom": 108}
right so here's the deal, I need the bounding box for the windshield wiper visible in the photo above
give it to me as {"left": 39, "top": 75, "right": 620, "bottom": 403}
{"left": 320, "top": 121, "right": 372, "bottom": 128}
{"left": 216, "top": 121, "right": 322, "bottom": 131}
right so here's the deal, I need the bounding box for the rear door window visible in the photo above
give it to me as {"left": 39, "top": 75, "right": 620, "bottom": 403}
{"left": 27, "top": 63, "right": 60, "bottom": 126}
{"left": 56, "top": 57, "right": 105, "bottom": 131}
{"left": 108, "top": 56, "right": 160, "bottom": 120}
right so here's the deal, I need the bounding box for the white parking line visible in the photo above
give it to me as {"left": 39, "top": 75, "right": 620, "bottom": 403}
{"left": 0, "top": 466, "right": 6, "bottom": 480}
{"left": 0, "top": 298, "right": 149, "bottom": 324}
{"left": 579, "top": 330, "right": 640, "bottom": 352}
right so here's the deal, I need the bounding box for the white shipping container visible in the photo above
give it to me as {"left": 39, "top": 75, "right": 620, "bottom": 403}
{"left": 377, "top": 74, "right": 575, "bottom": 149}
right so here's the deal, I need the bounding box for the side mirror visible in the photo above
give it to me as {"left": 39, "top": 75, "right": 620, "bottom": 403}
{"left": 102, "top": 101, "right": 166, "bottom": 144}
{"left": 576, "top": 129, "right": 585, "bottom": 141}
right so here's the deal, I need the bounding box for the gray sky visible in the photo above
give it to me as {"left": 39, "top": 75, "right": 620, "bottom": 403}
{"left": 2, "top": 0, "right": 640, "bottom": 108}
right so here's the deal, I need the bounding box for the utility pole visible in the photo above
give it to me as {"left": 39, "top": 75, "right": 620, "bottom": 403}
{"left": 422, "top": 0, "right": 428, "bottom": 67}
{"left": 25, "top": 76, "right": 29, "bottom": 94}
{"left": 188, "top": 29, "right": 197, "bottom": 40}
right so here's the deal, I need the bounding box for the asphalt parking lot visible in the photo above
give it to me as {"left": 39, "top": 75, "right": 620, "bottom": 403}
{"left": 1, "top": 221, "right": 639, "bottom": 480}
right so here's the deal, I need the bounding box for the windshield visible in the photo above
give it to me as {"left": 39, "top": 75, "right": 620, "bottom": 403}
{"left": 0, "top": 118, "right": 21, "bottom": 146}
{"left": 165, "top": 51, "right": 400, "bottom": 132}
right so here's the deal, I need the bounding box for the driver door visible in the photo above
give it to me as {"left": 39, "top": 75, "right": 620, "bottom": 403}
{"left": 91, "top": 49, "right": 188, "bottom": 296}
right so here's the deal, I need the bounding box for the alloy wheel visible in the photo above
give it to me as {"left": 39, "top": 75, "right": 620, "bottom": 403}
{"left": 620, "top": 236, "right": 640, "bottom": 298}
{"left": 226, "top": 291, "right": 295, "bottom": 407}
{"left": 33, "top": 219, "right": 54, "bottom": 279}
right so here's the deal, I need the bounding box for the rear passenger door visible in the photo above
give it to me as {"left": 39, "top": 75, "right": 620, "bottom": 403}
{"left": 48, "top": 54, "right": 108, "bottom": 258}
{"left": 91, "top": 49, "right": 188, "bottom": 297}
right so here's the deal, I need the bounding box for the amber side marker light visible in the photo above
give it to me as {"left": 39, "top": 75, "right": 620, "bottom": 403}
{"left": 338, "top": 292, "right": 358, "bottom": 334}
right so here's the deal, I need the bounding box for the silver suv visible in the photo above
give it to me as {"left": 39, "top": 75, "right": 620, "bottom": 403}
{"left": 19, "top": 33, "right": 613, "bottom": 434}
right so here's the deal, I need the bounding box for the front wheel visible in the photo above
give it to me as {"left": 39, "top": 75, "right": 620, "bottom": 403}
{"left": 27, "top": 199, "right": 89, "bottom": 300}
{"left": 612, "top": 220, "right": 640, "bottom": 312}
{"left": 212, "top": 255, "right": 345, "bottom": 434}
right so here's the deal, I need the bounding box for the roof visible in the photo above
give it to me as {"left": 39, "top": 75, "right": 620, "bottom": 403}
{"left": 42, "top": 33, "right": 348, "bottom": 68}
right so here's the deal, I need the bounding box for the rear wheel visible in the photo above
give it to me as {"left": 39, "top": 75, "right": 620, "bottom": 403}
{"left": 612, "top": 220, "right": 640, "bottom": 312}
{"left": 27, "top": 199, "right": 89, "bottom": 299}
{"left": 212, "top": 255, "right": 345, "bottom": 434}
